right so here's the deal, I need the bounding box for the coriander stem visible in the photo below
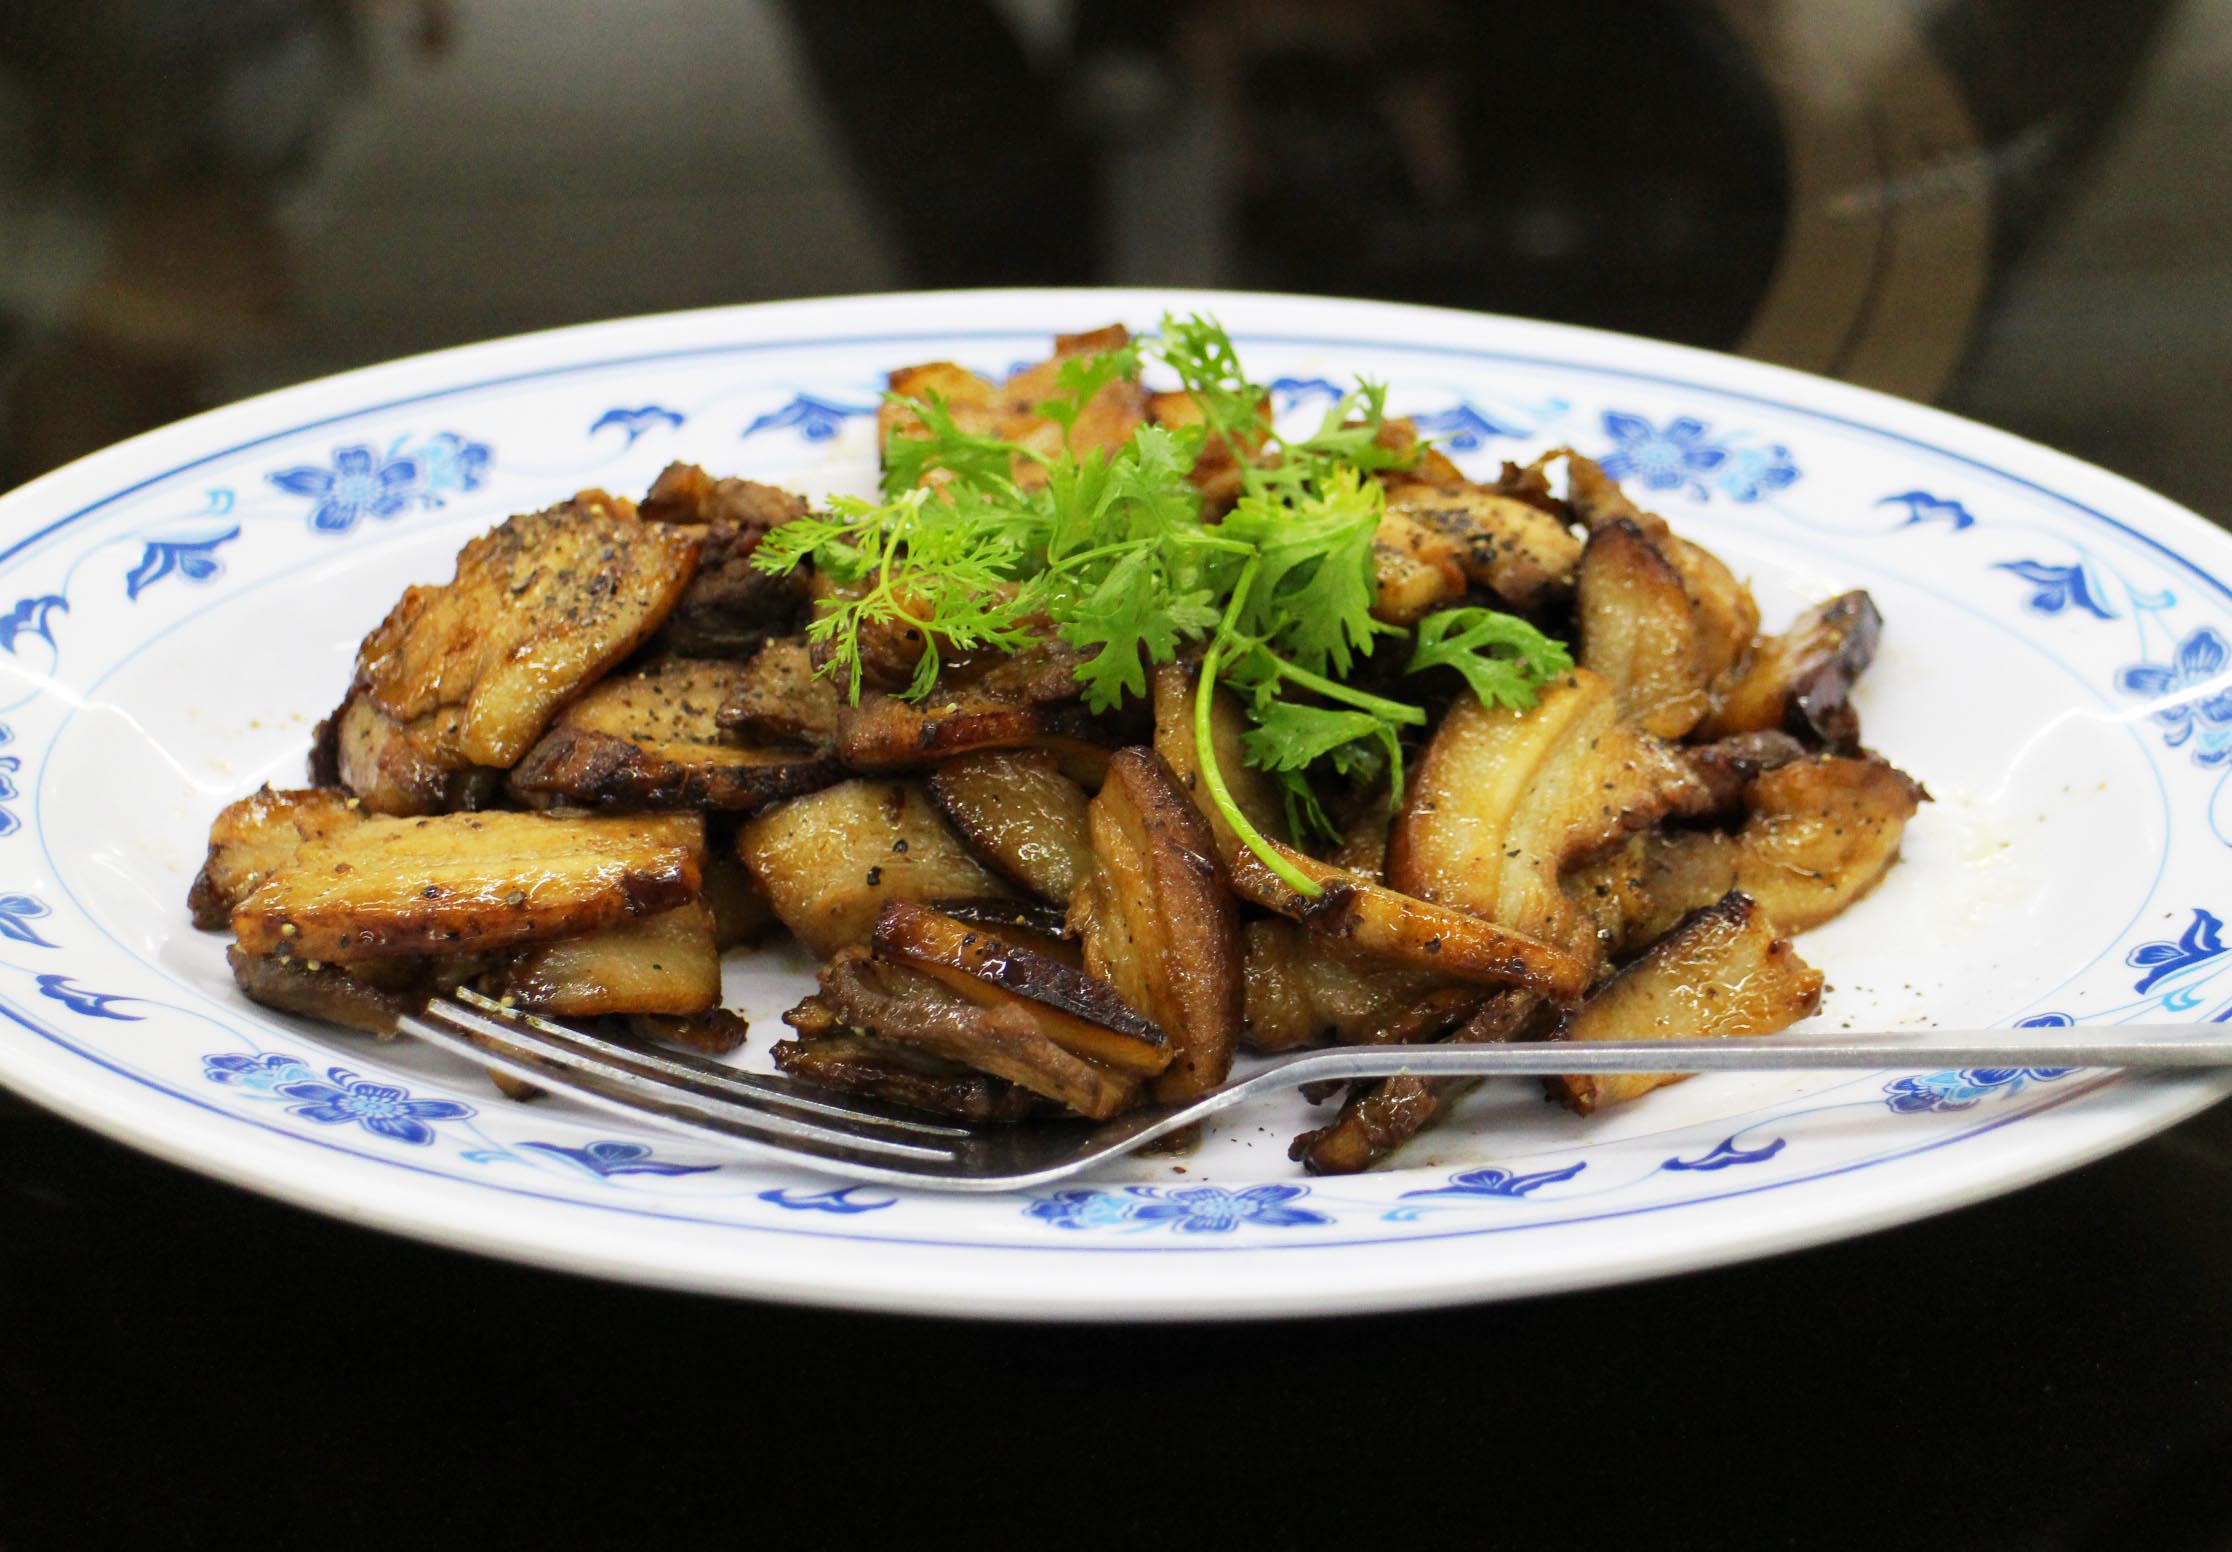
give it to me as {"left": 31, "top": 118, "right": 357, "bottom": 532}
{"left": 1198, "top": 559, "right": 1322, "bottom": 899}
{"left": 1263, "top": 656, "right": 1428, "bottom": 724}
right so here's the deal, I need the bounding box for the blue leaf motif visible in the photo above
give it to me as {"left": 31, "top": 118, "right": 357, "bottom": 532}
{"left": 520, "top": 1139, "right": 718, "bottom": 1177}
{"left": 1663, "top": 1135, "right": 1786, "bottom": 1172}
{"left": 2125, "top": 908, "right": 2227, "bottom": 994}
{"left": 742, "top": 394, "right": 875, "bottom": 444}
{"left": 35, "top": 974, "right": 141, "bottom": 1021}
{"left": 1993, "top": 559, "right": 2116, "bottom": 620}
{"left": 590, "top": 406, "right": 685, "bottom": 447}
{"left": 1398, "top": 1160, "right": 1586, "bottom": 1200}
{"left": 124, "top": 527, "right": 241, "bottom": 601}
{"left": 1408, "top": 401, "right": 1530, "bottom": 452}
{"left": 0, "top": 893, "right": 55, "bottom": 947}
{"left": 757, "top": 1186, "right": 897, "bottom": 1214}
{"left": 2016, "top": 1012, "right": 2075, "bottom": 1028}
{"left": 1267, "top": 376, "right": 1345, "bottom": 409}
{"left": 0, "top": 595, "right": 67, "bottom": 654}
{"left": 1876, "top": 490, "right": 1977, "bottom": 530}
{"left": 1025, "top": 1183, "right": 1330, "bottom": 1233}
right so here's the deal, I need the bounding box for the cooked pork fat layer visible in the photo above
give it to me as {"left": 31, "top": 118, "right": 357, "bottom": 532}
{"left": 230, "top": 810, "right": 703, "bottom": 961}
{"left": 337, "top": 492, "right": 700, "bottom": 810}
{"left": 189, "top": 785, "right": 366, "bottom": 928}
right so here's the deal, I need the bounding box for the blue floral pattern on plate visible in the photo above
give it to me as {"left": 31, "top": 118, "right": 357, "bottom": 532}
{"left": 1025, "top": 1183, "right": 1329, "bottom": 1233}
{"left": 1597, "top": 411, "right": 1798, "bottom": 503}
{"left": 2118, "top": 628, "right": 2232, "bottom": 767}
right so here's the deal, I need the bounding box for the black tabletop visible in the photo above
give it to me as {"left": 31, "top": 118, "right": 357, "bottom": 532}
{"left": 2, "top": 3, "right": 2230, "bottom": 1546}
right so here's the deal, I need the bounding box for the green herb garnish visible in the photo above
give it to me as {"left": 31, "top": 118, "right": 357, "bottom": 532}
{"left": 752, "top": 314, "right": 1572, "bottom": 894}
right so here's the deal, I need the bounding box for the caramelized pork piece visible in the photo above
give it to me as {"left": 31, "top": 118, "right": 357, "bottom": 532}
{"left": 1239, "top": 918, "right": 1482, "bottom": 1052}
{"left": 1069, "top": 748, "right": 1241, "bottom": 1100}
{"left": 1551, "top": 892, "right": 1824, "bottom": 1114}
{"left": 833, "top": 638, "right": 1127, "bottom": 777}
{"left": 627, "top": 1008, "right": 750, "bottom": 1056}
{"left": 792, "top": 949, "right": 1140, "bottom": 1119}
{"left": 189, "top": 786, "right": 365, "bottom": 929}
{"left": 501, "top": 900, "right": 721, "bottom": 1017}
{"left": 882, "top": 325, "right": 1146, "bottom": 487}
{"left": 1388, "top": 669, "right": 1710, "bottom": 961}
{"left": 736, "top": 779, "right": 1010, "bottom": 957}
{"left": 335, "top": 493, "right": 700, "bottom": 812}
{"left": 1379, "top": 479, "right": 1584, "bottom": 613}
{"left": 226, "top": 944, "right": 432, "bottom": 1037}
{"left": 927, "top": 750, "right": 1096, "bottom": 904}
{"left": 1679, "top": 730, "right": 1808, "bottom": 815}
{"left": 1578, "top": 519, "right": 1711, "bottom": 738}
{"left": 510, "top": 657, "right": 840, "bottom": 811}
{"left": 231, "top": 811, "right": 703, "bottom": 962}
{"left": 637, "top": 462, "right": 807, "bottom": 530}
{"left": 715, "top": 636, "right": 841, "bottom": 748}
{"left": 1290, "top": 990, "right": 1551, "bottom": 1175}
{"left": 874, "top": 900, "right": 1172, "bottom": 1077}
{"left": 1699, "top": 591, "right": 1882, "bottom": 751}
{"left": 771, "top": 1025, "right": 1047, "bottom": 1123}
{"left": 1729, "top": 753, "right": 1927, "bottom": 932}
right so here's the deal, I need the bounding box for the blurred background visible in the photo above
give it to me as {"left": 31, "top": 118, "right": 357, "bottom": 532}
{"left": 0, "top": 0, "right": 2223, "bottom": 517}
{"left": 4, "top": 4, "right": 2232, "bottom": 1547}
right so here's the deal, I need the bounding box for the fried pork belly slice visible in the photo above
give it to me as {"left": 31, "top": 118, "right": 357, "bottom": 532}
{"left": 637, "top": 462, "right": 807, "bottom": 530}
{"left": 1149, "top": 662, "right": 1586, "bottom": 996}
{"left": 1729, "top": 753, "right": 1926, "bottom": 932}
{"left": 328, "top": 696, "right": 479, "bottom": 817}
{"left": 881, "top": 325, "right": 1146, "bottom": 488}
{"left": 1388, "top": 668, "right": 1712, "bottom": 962}
{"left": 1290, "top": 990, "right": 1551, "bottom": 1175}
{"left": 792, "top": 949, "right": 1141, "bottom": 1119}
{"left": 347, "top": 492, "right": 700, "bottom": 787}
{"left": 189, "top": 786, "right": 366, "bottom": 929}
{"left": 772, "top": 1025, "right": 1047, "bottom": 1124}
{"left": 226, "top": 943, "right": 434, "bottom": 1038}
{"left": 231, "top": 811, "right": 702, "bottom": 962}
{"left": 1578, "top": 518, "right": 1711, "bottom": 739}
{"left": 1562, "top": 452, "right": 1761, "bottom": 682}
{"left": 1679, "top": 730, "right": 1808, "bottom": 816}
{"left": 501, "top": 900, "right": 720, "bottom": 1017}
{"left": 927, "top": 749, "right": 1096, "bottom": 905}
{"left": 737, "top": 779, "right": 1011, "bottom": 957}
{"left": 627, "top": 1008, "right": 750, "bottom": 1055}
{"left": 875, "top": 900, "right": 1172, "bottom": 1077}
{"left": 1379, "top": 478, "right": 1584, "bottom": 614}
{"left": 1239, "top": 918, "right": 1482, "bottom": 1053}
{"left": 1699, "top": 590, "right": 1883, "bottom": 751}
{"left": 716, "top": 636, "right": 841, "bottom": 748}
{"left": 510, "top": 657, "right": 841, "bottom": 811}
{"left": 1551, "top": 891, "right": 1824, "bottom": 1115}
{"left": 1068, "top": 748, "right": 1241, "bottom": 1100}
{"left": 699, "top": 840, "right": 778, "bottom": 949}
{"left": 1369, "top": 504, "right": 1469, "bottom": 625}
{"left": 833, "top": 639, "right": 1130, "bottom": 779}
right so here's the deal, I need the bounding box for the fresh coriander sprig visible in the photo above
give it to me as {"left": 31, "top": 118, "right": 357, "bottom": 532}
{"left": 750, "top": 313, "right": 1572, "bottom": 885}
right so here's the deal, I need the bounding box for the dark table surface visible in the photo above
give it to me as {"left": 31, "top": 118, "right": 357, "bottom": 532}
{"left": 2, "top": 3, "right": 2230, "bottom": 1547}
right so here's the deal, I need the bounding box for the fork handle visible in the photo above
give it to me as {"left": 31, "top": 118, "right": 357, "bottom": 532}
{"left": 1251, "top": 1024, "right": 2232, "bottom": 1086}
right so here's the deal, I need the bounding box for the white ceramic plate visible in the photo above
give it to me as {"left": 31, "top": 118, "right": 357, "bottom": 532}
{"left": 1, "top": 288, "right": 2226, "bottom": 1320}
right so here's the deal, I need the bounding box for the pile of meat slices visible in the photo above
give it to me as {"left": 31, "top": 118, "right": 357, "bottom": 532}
{"left": 188, "top": 327, "right": 1925, "bottom": 1174}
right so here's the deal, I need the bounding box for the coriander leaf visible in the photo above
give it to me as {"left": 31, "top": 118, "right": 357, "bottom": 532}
{"left": 879, "top": 390, "right": 1022, "bottom": 498}
{"left": 1407, "top": 606, "right": 1575, "bottom": 710}
{"left": 1221, "top": 464, "right": 1388, "bottom": 677}
{"left": 1036, "top": 344, "right": 1143, "bottom": 449}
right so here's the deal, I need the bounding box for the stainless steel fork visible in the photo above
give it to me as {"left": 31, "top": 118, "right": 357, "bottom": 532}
{"left": 396, "top": 989, "right": 2232, "bottom": 1193}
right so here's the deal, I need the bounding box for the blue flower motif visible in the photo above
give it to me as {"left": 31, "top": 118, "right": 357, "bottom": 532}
{"left": 2016, "top": 1012, "right": 2075, "bottom": 1028}
{"left": 1877, "top": 489, "right": 1978, "bottom": 531}
{"left": 413, "top": 433, "right": 492, "bottom": 502}
{"left": 1663, "top": 1135, "right": 1786, "bottom": 1172}
{"left": 1883, "top": 1067, "right": 2072, "bottom": 1115}
{"left": 1598, "top": 411, "right": 1728, "bottom": 498}
{"left": 1267, "top": 376, "right": 1346, "bottom": 410}
{"left": 742, "top": 394, "right": 875, "bottom": 444}
{"left": 1995, "top": 558, "right": 2116, "bottom": 620}
{"left": 519, "top": 1139, "right": 717, "bottom": 1177}
{"left": 124, "top": 526, "right": 241, "bottom": 601}
{"left": 272, "top": 1066, "right": 474, "bottom": 1145}
{"left": 202, "top": 1051, "right": 317, "bottom": 1096}
{"left": 2126, "top": 908, "right": 2227, "bottom": 995}
{"left": 758, "top": 1186, "right": 897, "bottom": 1214}
{"left": 0, "top": 893, "right": 55, "bottom": 947}
{"left": 0, "top": 594, "right": 67, "bottom": 654}
{"left": 590, "top": 405, "right": 685, "bottom": 447}
{"left": 267, "top": 444, "right": 424, "bottom": 532}
{"left": 1398, "top": 1160, "right": 1586, "bottom": 1200}
{"left": 1408, "top": 401, "right": 1530, "bottom": 452}
{"left": 2117, "top": 628, "right": 2232, "bottom": 766}
{"left": 1714, "top": 442, "right": 1801, "bottom": 503}
{"left": 1025, "top": 1183, "right": 1329, "bottom": 1233}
